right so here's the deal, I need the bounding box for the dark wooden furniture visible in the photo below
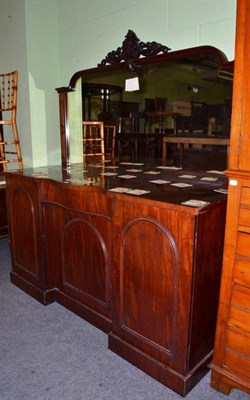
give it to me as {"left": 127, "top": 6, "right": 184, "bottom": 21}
{"left": 209, "top": 0, "right": 250, "bottom": 396}
{"left": 162, "top": 135, "right": 230, "bottom": 166}
{"left": 5, "top": 161, "right": 228, "bottom": 396}
{"left": 0, "top": 70, "right": 23, "bottom": 172}
{"left": 108, "top": 189, "right": 226, "bottom": 396}
{"left": 116, "top": 132, "right": 164, "bottom": 161}
{"left": 0, "top": 184, "right": 8, "bottom": 238}
{"left": 6, "top": 170, "right": 112, "bottom": 332}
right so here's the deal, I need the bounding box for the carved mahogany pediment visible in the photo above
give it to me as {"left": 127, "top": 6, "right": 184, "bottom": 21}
{"left": 98, "top": 30, "right": 171, "bottom": 72}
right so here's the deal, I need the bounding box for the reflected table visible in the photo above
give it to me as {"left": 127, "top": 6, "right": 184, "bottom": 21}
{"left": 162, "top": 135, "right": 230, "bottom": 165}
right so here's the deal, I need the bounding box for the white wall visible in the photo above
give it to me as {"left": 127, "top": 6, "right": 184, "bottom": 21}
{"left": 57, "top": 0, "right": 236, "bottom": 86}
{"left": 0, "top": 0, "right": 236, "bottom": 168}
{"left": 0, "top": 0, "right": 33, "bottom": 167}
{"left": 25, "top": 0, "right": 60, "bottom": 166}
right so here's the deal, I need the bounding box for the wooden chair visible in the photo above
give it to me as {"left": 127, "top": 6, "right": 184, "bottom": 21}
{"left": 82, "top": 121, "right": 105, "bottom": 163}
{"left": 0, "top": 70, "right": 23, "bottom": 171}
{"left": 104, "top": 124, "right": 116, "bottom": 159}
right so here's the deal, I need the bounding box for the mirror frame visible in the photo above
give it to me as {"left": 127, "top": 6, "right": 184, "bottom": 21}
{"left": 56, "top": 31, "right": 233, "bottom": 168}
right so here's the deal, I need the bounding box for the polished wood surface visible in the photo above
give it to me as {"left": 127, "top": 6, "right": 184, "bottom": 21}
{"left": 109, "top": 190, "right": 226, "bottom": 396}
{"left": 5, "top": 161, "right": 228, "bottom": 396}
{"left": 6, "top": 174, "right": 48, "bottom": 303}
{"left": 209, "top": 0, "right": 250, "bottom": 396}
{"left": 42, "top": 181, "right": 112, "bottom": 332}
{"left": 0, "top": 185, "right": 8, "bottom": 238}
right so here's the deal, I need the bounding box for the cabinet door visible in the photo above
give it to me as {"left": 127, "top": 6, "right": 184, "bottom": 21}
{"left": 42, "top": 182, "right": 112, "bottom": 332}
{"left": 109, "top": 194, "right": 226, "bottom": 396}
{"left": 6, "top": 175, "right": 46, "bottom": 296}
{"left": 109, "top": 196, "right": 196, "bottom": 372}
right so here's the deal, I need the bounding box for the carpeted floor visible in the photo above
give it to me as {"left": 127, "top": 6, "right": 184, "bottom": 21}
{"left": 0, "top": 237, "right": 248, "bottom": 400}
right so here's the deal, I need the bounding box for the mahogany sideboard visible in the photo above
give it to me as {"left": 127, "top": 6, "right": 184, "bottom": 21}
{"left": 0, "top": 184, "right": 8, "bottom": 238}
{"left": 4, "top": 162, "right": 228, "bottom": 396}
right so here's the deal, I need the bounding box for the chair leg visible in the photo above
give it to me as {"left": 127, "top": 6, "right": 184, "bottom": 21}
{"left": 12, "top": 122, "right": 23, "bottom": 170}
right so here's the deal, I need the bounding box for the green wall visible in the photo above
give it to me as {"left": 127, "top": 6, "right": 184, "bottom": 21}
{"left": 0, "top": 0, "right": 236, "bottom": 167}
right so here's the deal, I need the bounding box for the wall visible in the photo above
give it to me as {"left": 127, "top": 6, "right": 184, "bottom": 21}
{"left": 0, "top": 0, "right": 236, "bottom": 167}
{"left": 25, "top": 0, "right": 60, "bottom": 166}
{"left": 57, "top": 0, "right": 236, "bottom": 84}
{"left": 0, "top": 0, "right": 32, "bottom": 167}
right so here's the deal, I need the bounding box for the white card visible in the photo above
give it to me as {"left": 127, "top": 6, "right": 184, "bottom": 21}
{"left": 144, "top": 171, "right": 161, "bottom": 175}
{"left": 181, "top": 199, "right": 210, "bottom": 207}
{"left": 128, "top": 189, "right": 150, "bottom": 196}
{"left": 126, "top": 169, "right": 142, "bottom": 172}
{"left": 149, "top": 179, "right": 170, "bottom": 184}
{"left": 109, "top": 187, "right": 132, "bottom": 193}
{"left": 131, "top": 163, "right": 144, "bottom": 166}
{"left": 171, "top": 182, "right": 193, "bottom": 187}
{"left": 200, "top": 177, "right": 218, "bottom": 182}
{"left": 206, "top": 170, "right": 225, "bottom": 174}
{"left": 100, "top": 172, "right": 118, "bottom": 176}
{"left": 178, "top": 175, "right": 197, "bottom": 179}
{"left": 157, "top": 166, "right": 182, "bottom": 170}
{"left": 118, "top": 175, "right": 137, "bottom": 179}
{"left": 214, "top": 188, "right": 228, "bottom": 194}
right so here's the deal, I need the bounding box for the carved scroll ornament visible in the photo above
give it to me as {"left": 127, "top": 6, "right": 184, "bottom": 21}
{"left": 98, "top": 30, "right": 171, "bottom": 72}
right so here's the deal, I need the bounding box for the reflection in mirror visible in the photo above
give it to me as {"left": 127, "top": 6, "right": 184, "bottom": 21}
{"left": 57, "top": 33, "right": 233, "bottom": 170}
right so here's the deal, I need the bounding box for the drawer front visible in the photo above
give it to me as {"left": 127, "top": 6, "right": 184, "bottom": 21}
{"left": 231, "top": 283, "right": 250, "bottom": 311}
{"left": 224, "top": 348, "right": 250, "bottom": 380}
{"left": 241, "top": 186, "right": 250, "bottom": 205}
{"left": 229, "top": 306, "right": 250, "bottom": 332}
{"left": 236, "top": 232, "right": 250, "bottom": 258}
{"left": 239, "top": 186, "right": 250, "bottom": 233}
{"left": 234, "top": 259, "right": 250, "bottom": 287}
{"left": 226, "top": 327, "right": 250, "bottom": 357}
{"left": 239, "top": 208, "right": 250, "bottom": 231}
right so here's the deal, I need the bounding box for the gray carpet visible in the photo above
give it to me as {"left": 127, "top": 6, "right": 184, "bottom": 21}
{"left": 0, "top": 237, "right": 248, "bottom": 400}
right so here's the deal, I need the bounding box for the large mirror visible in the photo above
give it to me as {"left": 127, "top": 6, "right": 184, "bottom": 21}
{"left": 56, "top": 30, "right": 233, "bottom": 170}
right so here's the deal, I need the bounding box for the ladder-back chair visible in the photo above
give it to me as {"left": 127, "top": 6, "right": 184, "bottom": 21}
{"left": 82, "top": 121, "right": 105, "bottom": 163}
{"left": 0, "top": 70, "right": 23, "bottom": 171}
{"left": 104, "top": 125, "right": 116, "bottom": 159}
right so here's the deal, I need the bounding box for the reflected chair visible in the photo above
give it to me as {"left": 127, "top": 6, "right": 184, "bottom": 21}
{"left": 104, "top": 124, "right": 116, "bottom": 159}
{"left": 0, "top": 70, "right": 23, "bottom": 171}
{"left": 82, "top": 121, "right": 105, "bottom": 163}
